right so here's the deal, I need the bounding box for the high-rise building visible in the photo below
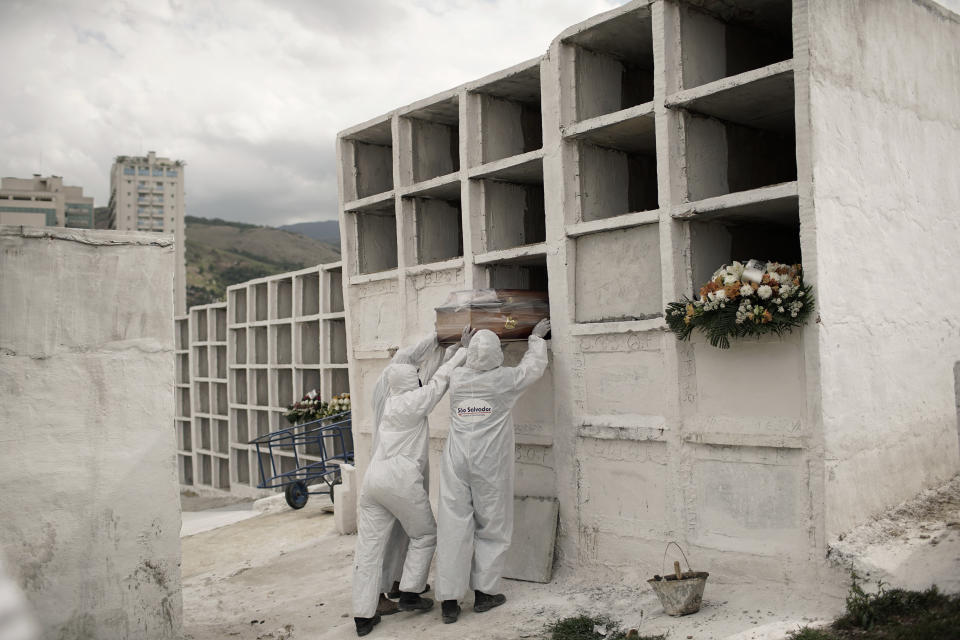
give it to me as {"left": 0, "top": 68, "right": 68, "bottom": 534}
{"left": 109, "top": 151, "right": 187, "bottom": 314}
{"left": 0, "top": 175, "right": 94, "bottom": 229}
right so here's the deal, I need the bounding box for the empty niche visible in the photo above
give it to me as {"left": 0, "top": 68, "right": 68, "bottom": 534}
{"left": 215, "top": 346, "right": 227, "bottom": 378}
{"left": 275, "top": 324, "right": 292, "bottom": 365}
{"left": 233, "top": 409, "right": 249, "bottom": 443}
{"left": 482, "top": 179, "right": 545, "bottom": 250}
{"left": 177, "top": 354, "right": 189, "bottom": 384}
{"left": 355, "top": 206, "right": 398, "bottom": 274}
{"left": 194, "top": 346, "right": 208, "bottom": 378}
{"left": 215, "top": 382, "right": 228, "bottom": 415}
{"left": 193, "top": 309, "right": 207, "bottom": 342}
{"left": 234, "top": 449, "right": 250, "bottom": 485}
{"left": 344, "top": 120, "right": 394, "bottom": 201}
{"left": 176, "top": 319, "right": 189, "bottom": 350}
{"left": 231, "top": 288, "right": 247, "bottom": 324}
{"left": 217, "top": 457, "right": 230, "bottom": 490}
{"left": 256, "top": 410, "right": 271, "bottom": 438}
{"left": 565, "top": 6, "right": 655, "bottom": 121}
{"left": 231, "top": 328, "right": 247, "bottom": 364}
{"left": 276, "top": 278, "right": 293, "bottom": 320}
{"left": 179, "top": 421, "right": 192, "bottom": 451}
{"left": 575, "top": 225, "right": 662, "bottom": 323}
{"left": 301, "top": 369, "right": 321, "bottom": 396}
{"left": 330, "top": 369, "right": 350, "bottom": 396}
{"left": 299, "top": 321, "right": 320, "bottom": 365}
{"left": 200, "top": 454, "right": 212, "bottom": 486}
{"left": 411, "top": 196, "right": 463, "bottom": 264}
{"left": 178, "top": 387, "right": 191, "bottom": 418}
{"left": 255, "top": 370, "right": 269, "bottom": 407}
{"left": 474, "top": 64, "right": 543, "bottom": 164}
{"left": 327, "top": 268, "right": 344, "bottom": 313}
{"left": 216, "top": 420, "right": 229, "bottom": 454}
{"left": 280, "top": 455, "right": 297, "bottom": 478}
{"left": 679, "top": 0, "right": 792, "bottom": 90}
{"left": 199, "top": 418, "right": 211, "bottom": 450}
{"left": 299, "top": 272, "right": 320, "bottom": 316}
{"left": 214, "top": 307, "right": 227, "bottom": 341}
{"left": 179, "top": 454, "right": 194, "bottom": 485}
{"left": 405, "top": 98, "right": 460, "bottom": 183}
{"left": 486, "top": 255, "right": 548, "bottom": 291}
{"left": 577, "top": 136, "right": 658, "bottom": 221}
{"left": 276, "top": 369, "right": 294, "bottom": 408}
{"left": 689, "top": 207, "right": 801, "bottom": 292}
{"left": 254, "top": 283, "right": 268, "bottom": 321}
{"left": 232, "top": 369, "right": 247, "bottom": 404}
{"left": 253, "top": 326, "right": 268, "bottom": 364}
{"left": 328, "top": 319, "right": 348, "bottom": 364}
{"left": 196, "top": 382, "right": 210, "bottom": 414}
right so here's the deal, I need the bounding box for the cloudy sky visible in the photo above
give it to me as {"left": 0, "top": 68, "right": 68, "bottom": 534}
{"left": 2, "top": 0, "right": 958, "bottom": 227}
{"left": 0, "top": 0, "right": 631, "bottom": 226}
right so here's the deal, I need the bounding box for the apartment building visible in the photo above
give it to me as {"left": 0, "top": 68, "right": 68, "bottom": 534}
{"left": 109, "top": 151, "right": 187, "bottom": 313}
{"left": 0, "top": 175, "right": 94, "bottom": 229}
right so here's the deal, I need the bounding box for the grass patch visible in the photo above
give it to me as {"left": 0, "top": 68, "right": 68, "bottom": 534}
{"left": 546, "top": 614, "right": 664, "bottom": 640}
{"left": 788, "top": 573, "right": 960, "bottom": 640}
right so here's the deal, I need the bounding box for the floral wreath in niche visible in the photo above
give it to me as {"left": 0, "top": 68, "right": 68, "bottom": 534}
{"left": 284, "top": 389, "right": 351, "bottom": 424}
{"left": 665, "top": 259, "right": 815, "bottom": 349}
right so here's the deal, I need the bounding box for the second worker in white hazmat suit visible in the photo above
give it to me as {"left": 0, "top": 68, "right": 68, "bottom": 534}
{"left": 352, "top": 331, "right": 472, "bottom": 637}
{"left": 435, "top": 319, "right": 550, "bottom": 624}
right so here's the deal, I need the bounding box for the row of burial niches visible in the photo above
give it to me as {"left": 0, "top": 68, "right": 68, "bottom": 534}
{"left": 342, "top": 62, "right": 543, "bottom": 199}
{"left": 229, "top": 272, "right": 344, "bottom": 324}
{"left": 229, "top": 320, "right": 347, "bottom": 367}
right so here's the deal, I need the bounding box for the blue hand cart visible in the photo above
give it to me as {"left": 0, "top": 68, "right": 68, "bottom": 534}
{"left": 249, "top": 411, "right": 354, "bottom": 509}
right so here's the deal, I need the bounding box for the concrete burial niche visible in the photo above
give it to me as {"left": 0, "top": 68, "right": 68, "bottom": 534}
{"left": 337, "top": 0, "right": 960, "bottom": 590}
{"left": 0, "top": 226, "right": 182, "bottom": 639}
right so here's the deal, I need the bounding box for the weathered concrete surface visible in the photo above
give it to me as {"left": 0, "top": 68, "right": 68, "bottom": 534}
{"left": 806, "top": 0, "right": 960, "bottom": 538}
{"left": 503, "top": 496, "right": 559, "bottom": 583}
{"left": 0, "top": 226, "right": 182, "bottom": 639}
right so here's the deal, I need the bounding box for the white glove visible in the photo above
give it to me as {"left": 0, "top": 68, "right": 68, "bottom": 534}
{"left": 461, "top": 325, "right": 478, "bottom": 348}
{"left": 531, "top": 318, "right": 551, "bottom": 339}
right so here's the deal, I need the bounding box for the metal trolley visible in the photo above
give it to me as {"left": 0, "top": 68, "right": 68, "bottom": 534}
{"left": 249, "top": 411, "right": 354, "bottom": 509}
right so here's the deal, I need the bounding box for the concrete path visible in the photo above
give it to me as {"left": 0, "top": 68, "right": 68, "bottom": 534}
{"left": 181, "top": 501, "right": 260, "bottom": 537}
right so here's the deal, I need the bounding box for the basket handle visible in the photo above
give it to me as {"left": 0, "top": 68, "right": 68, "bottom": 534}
{"left": 661, "top": 541, "right": 693, "bottom": 577}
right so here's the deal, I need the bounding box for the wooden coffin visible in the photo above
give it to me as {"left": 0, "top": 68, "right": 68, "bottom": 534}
{"left": 435, "top": 289, "right": 549, "bottom": 343}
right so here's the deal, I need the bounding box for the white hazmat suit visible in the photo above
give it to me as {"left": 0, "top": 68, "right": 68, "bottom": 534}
{"left": 352, "top": 347, "right": 468, "bottom": 619}
{"left": 370, "top": 336, "right": 454, "bottom": 595}
{"left": 435, "top": 329, "right": 549, "bottom": 601}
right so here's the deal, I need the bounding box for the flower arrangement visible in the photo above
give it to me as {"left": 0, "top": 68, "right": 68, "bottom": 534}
{"left": 665, "top": 259, "right": 815, "bottom": 349}
{"left": 284, "top": 390, "right": 351, "bottom": 424}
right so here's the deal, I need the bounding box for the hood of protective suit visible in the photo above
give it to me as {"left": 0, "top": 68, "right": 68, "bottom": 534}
{"left": 385, "top": 363, "right": 420, "bottom": 394}
{"left": 465, "top": 330, "right": 503, "bottom": 371}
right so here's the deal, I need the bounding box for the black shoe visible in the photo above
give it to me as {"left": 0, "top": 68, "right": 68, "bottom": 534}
{"left": 441, "top": 599, "right": 461, "bottom": 624}
{"left": 354, "top": 614, "right": 381, "bottom": 637}
{"left": 387, "top": 581, "right": 430, "bottom": 599}
{"left": 473, "top": 590, "right": 506, "bottom": 613}
{"left": 398, "top": 592, "right": 434, "bottom": 612}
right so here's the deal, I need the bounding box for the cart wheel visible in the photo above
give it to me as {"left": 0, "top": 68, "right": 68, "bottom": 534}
{"left": 285, "top": 481, "right": 309, "bottom": 510}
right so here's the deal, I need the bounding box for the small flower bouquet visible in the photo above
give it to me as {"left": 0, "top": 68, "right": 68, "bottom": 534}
{"left": 665, "top": 260, "right": 815, "bottom": 349}
{"left": 284, "top": 390, "right": 352, "bottom": 424}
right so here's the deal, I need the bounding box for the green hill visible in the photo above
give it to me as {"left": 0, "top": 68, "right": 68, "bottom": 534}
{"left": 185, "top": 216, "right": 341, "bottom": 308}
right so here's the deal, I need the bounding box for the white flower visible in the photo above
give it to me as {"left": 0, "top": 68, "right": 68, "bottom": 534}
{"left": 780, "top": 284, "right": 793, "bottom": 297}
{"left": 714, "top": 289, "right": 727, "bottom": 301}
{"left": 739, "top": 284, "right": 754, "bottom": 298}
{"left": 723, "top": 275, "right": 737, "bottom": 285}
{"left": 757, "top": 285, "right": 773, "bottom": 300}
{"left": 778, "top": 306, "right": 785, "bottom": 313}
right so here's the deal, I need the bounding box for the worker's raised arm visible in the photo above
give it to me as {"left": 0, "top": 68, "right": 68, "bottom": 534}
{"left": 390, "top": 348, "right": 467, "bottom": 419}
{"left": 507, "top": 319, "right": 550, "bottom": 393}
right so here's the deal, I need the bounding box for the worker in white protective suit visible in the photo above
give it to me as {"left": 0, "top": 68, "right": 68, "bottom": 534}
{"left": 352, "top": 328, "right": 474, "bottom": 637}
{"left": 435, "top": 318, "right": 551, "bottom": 624}
{"left": 369, "top": 333, "right": 457, "bottom": 616}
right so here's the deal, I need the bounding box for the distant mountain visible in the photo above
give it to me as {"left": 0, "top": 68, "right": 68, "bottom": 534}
{"left": 185, "top": 216, "right": 340, "bottom": 308}
{"left": 278, "top": 220, "right": 341, "bottom": 246}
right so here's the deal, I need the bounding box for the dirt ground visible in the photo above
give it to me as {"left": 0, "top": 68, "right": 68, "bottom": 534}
{"left": 181, "top": 500, "right": 842, "bottom": 640}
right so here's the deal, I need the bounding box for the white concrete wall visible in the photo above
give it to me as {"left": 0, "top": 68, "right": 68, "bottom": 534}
{"left": 0, "top": 226, "right": 182, "bottom": 640}
{"left": 806, "top": 0, "right": 960, "bottom": 538}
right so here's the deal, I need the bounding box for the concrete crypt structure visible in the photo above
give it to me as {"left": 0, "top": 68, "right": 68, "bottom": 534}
{"left": 336, "top": 0, "right": 960, "bottom": 586}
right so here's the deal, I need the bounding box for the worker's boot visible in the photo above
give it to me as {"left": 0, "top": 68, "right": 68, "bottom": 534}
{"left": 354, "top": 614, "right": 381, "bottom": 637}
{"left": 441, "top": 599, "right": 461, "bottom": 624}
{"left": 376, "top": 593, "right": 399, "bottom": 616}
{"left": 473, "top": 590, "right": 507, "bottom": 613}
{"left": 387, "top": 580, "right": 429, "bottom": 599}
{"left": 398, "top": 591, "right": 434, "bottom": 612}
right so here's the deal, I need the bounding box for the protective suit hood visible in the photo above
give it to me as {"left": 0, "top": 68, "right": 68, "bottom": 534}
{"left": 465, "top": 330, "right": 503, "bottom": 371}
{"left": 385, "top": 363, "right": 420, "bottom": 394}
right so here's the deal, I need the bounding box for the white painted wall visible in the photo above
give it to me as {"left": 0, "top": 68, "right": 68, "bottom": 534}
{"left": 0, "top": 226, "right": 182, "bottom": 640}
{"left": 806, "top": 0, "right": 960, "bottom": 537}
